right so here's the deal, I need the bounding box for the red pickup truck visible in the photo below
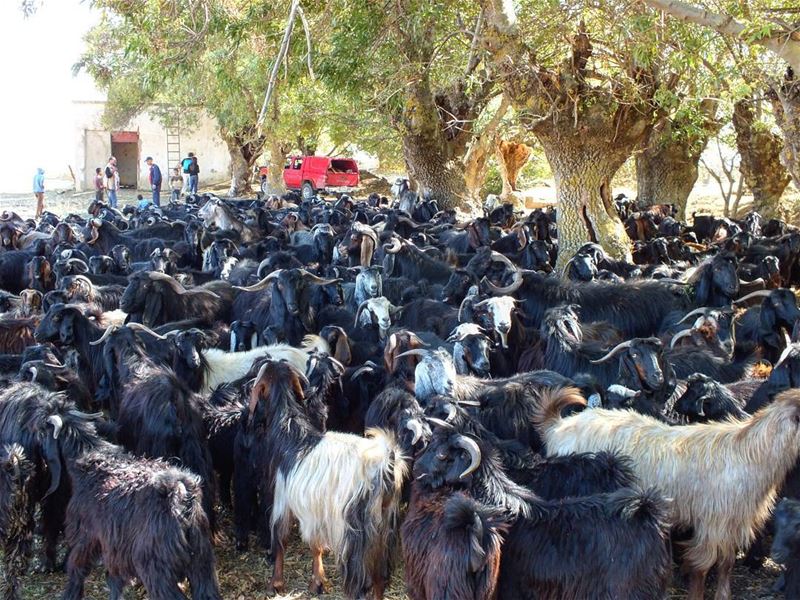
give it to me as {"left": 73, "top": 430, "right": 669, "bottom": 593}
{"left": 259, "top": 156, "right": 360, "bottom": 199}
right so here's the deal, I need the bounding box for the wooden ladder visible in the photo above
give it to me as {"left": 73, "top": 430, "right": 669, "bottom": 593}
{"left": 166, "top": 117, "right": 182, "bottom": 170}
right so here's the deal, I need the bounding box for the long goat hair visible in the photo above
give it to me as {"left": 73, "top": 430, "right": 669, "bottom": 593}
{"left": 534, "top": 386, "right": 800, "bottom": 598}
{"left": 249, "top": 359, "right": 407, "bottom": 599}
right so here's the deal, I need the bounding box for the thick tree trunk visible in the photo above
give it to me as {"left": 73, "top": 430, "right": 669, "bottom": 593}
{"left": 497, "top": 140, "right": 532, "bottom": 196}
{"left": 403, "top": 135, "right": 468, "bottom": 209}
{"left": 222, "top": 129, "right": 267, "bottom": 198}
{"left": 637, "top": 100, "right": 717, "bottom": 220}
{"left": 542, "top": 139, "right": 632, "bottom": 272}
{"left": 264, "top": 139, "right": 288, "bottom": 195}
{"left": 732, "top": 100, "right": 791, "bottom": 218}
{"left": 768, "top": 78, "right": 800, "bottom": 191}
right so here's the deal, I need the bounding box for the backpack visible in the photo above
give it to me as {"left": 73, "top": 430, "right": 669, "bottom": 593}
{"left": 105, "top": 165, "right": 113, "bottom": 179}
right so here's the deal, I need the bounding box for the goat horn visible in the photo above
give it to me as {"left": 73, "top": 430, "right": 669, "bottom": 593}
{"left": 456, "top": 435, "right": 482, "bottom": 479}
{"left": 733, "top": 289, "right": 773, "bottom": 304}
{"left": 490, "top": 251, "right": 517, "bottom": 272}
{"left": 89, "top": 325, "right": 119, "bottom": 346}
{"left": 740, "top": 277, "right": 765, "bottom": 287}
{"left": 46, "top": 415, "right": 63, "bottom": 439}
{"left": 406, "top": 419, "right": 424, "bottom": 445}
{"left": 590, "top": 340, "right": 635, "bottom": 364}
{"left": 29, "top": 366, "right": 38, "bottom": 383}
{"left": 351, "top": 361, "right": 378, "bottom": 379}
{"left": 774, "top": 343, "right": 796, "bottom": 370}
{"left": 126, "top": 322, "right": 168, "bottom": 340}
{"left": 445, "top": 403, "right": 457, "bottom": 422}
{"left": 396, "top": 349, "right": 428, "bottom": 359}
{"left": 234, "top": 269, "right": 282, "bottom": 292}
{"left": 657, "top": 278, "right": 689, "bottom": 285}
{"left": 354, "top": 301, "right": 370, "bottom": 327}
{"left": 408, "top": 332, "right": 429, "bottom": 347}
{"left": 298, "top": 270, "right": 341, "bottom": 286}
{"left": 383, "top": 237, "right": 403, "bottom": 254}
{"left": 483, "top": 270, "right": 523, "bottom": 295}
{"left": 670, "top": 329, "right": 694, "bottom": 349}
{"left": 677, "top": 307, "right": 709, "bottom": 324}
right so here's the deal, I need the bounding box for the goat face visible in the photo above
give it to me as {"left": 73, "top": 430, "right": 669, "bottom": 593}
{"left": 474, "top": 296, "right": 516, "bottom": 349}
{"left": 566, "top": 252, "right": 597, "bottom": 282}
{"left": 89, "top": 255, "right": 114, "bottom": 275}
{"left": 442, "top": 270, "right": 474, "bottom": 305}
{"left": 356, "top": 297, "right": 399, "bottom": 341}
{"left": 120, "top": 273, "right": 152, "bottom": 315}
{"left": 150, "top": 248, "right": 178, "bottom": 275}
{"left": 35, "top": 304, "right": 81, "bottom": 346}
{"left": 18, "top": 360, "right": 71, "bottom": 391}
{"left": 413, "top": 426, "right": 482, "bottom": 490}
{"left": 173, "top": 329, "right": 208, "bottom": 369}
{"left": 230, "top": 320, "right": 258, "bottom": 352}
{"left": 763, "top": 289, "right": 800, "bottom": 331}
{"left": 541, "top": 305, "right": 583, "bottom": 348}
{"left": 621, "top": 339, "right": 665, "bottom": 391}
{"left": 711, "top": 253, "right": 739, "bottom": 299}
{"left": 27, "top": 256, "right": 53, "bottom": 293}
{"left": 60, "top": 275, "right": 93, "bottom": 304}
{"left": 111, "top": 245, "right": 132, "bottom": 274}
{"left": 675, "top": 374, "right": 715, "bottom": 419}
{"left": 320, "top": 326, "right": 352, "bottom": 366}
{"left": 355, "top": 267, "right": 382, "bottom": 300}
{"left": 414, "top": 349, "right": 457, "bottom": 401}
{"left": 0, "top": 224, "right": 20, "bottom": 250}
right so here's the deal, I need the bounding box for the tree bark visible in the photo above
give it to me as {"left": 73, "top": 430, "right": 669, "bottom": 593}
{"left": 222, "top": 129, "right": 267, "bottom": 197}
{"left": 732, "top": 100, "right": 790, "bottom": 218}
{"left": 264, "top": 139, "right": 289, "bottom": 195}
{"left": 402, "top": 134, "right": 468, "bottom": 209}
{"left": 542, "top": 137, "right": 634, "bottom": 270}
{"left": 497, "top": 140, "right": 533, "bottom": 196}
{"left": 636, "top": 100, "right": 718, "bottom": 220}
{"left": 768, "top": 77, "right": 800, "bottom": 191}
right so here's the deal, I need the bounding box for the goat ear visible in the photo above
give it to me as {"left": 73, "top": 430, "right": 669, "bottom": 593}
{"left": 291, "top": 372, "right": 306, "bottom": 401}
{"left": 360, "top": 236, "right": 375, "bottom": 267}
{"left": 468, "top": 513, "right": 488, "bottom": 573}
{"left": 334, "top": 335, "right": 352, "bottom": 366}
{"left": 142, "top": 290, "right": 163, "bottom": 327}
{"left": 694, "top": 268, "right": 712, "bottom": 306}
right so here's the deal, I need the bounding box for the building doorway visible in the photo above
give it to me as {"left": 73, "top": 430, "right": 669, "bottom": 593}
{"left": 111, "top": 131, "right": 139, "bottom": 188}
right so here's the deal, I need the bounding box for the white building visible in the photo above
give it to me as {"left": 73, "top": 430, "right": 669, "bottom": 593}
{"left": 72, "top": 102, "right": 232, "bottom": 192}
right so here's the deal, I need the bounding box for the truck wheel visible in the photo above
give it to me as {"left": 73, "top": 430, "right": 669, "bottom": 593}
{"left": 301, "top": 181, "right": 315, "bottom": 200}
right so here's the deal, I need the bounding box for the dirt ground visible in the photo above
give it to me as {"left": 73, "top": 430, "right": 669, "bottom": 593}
{"left": 2, "top": 185, "right": 793, "bottom": 598}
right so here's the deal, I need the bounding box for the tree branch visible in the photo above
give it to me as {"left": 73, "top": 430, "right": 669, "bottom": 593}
{"left": 296, "top": 4, "right": 315, "bottom": 80}
{"left": 642, "top": 0, "right": 800, "bottom": 70}
{"left": 257, "top": 0, "right": 300, "bottom": 129}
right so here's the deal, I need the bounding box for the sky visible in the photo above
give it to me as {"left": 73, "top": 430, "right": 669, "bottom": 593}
{"left": 0, "top": 0, "right": 101, "bottom": 192}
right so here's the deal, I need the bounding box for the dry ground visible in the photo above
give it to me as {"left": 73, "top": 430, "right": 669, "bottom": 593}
{"left": 2, "top": 185, "right": 794, "bottom": 598}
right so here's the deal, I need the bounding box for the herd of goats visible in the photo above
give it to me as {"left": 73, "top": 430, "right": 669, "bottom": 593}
{"left": 0, "top": 186, "right": 799, "bottom": 600}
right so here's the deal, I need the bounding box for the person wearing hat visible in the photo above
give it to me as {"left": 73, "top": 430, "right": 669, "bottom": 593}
{"left": 145, "top": 157, "right": 162, "bottom": 207}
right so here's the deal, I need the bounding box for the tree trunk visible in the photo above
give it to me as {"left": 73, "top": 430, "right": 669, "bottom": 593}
{"left": 637, "top": 100, "right": 717, "bottom": 220}
{"left": 542, "top": 139, "right": 632, "bottom": 271}
{"left": 732, "top": 100, "right": 791, "bottom": 218}
{"left": 264, "top": 139, "right": 288, "bottom": 195}
{"left": 768, "top": 78, "right": 800, "bottom": 191}
{"left": 403, "top": 135, "right": 468, "bottom": 209}
{"left": 222, "top": 129, "right": 267, "bottom": 198}
{"left": 497, "top": 140, "right": 532, "bottom": 196}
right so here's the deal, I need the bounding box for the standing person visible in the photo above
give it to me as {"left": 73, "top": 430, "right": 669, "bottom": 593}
{"left": 146, "top": 157, "right": 162, "bottom": 207}
{"left": 93, "top": 167, "right": 104, "bottom": 203}
{"left": 181, "top": 152, "right": 194, "bottom": 195}
{"left": 170, "top": 167, "right": 183, "bottom": 202}
{"left": 188, "top": 154, "right": 200, "bottom": 195}
{"left": 105, "top": 157, "right": 119, "bottom": 208}
{"left": 32, "top": 168, "right": 45, "bottom": 219}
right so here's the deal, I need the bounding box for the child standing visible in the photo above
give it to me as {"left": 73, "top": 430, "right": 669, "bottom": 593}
{"left": 94, "top": 167, "right": 104, "bottom": 202}
{"left": 170, "top": 167, "right": 183, "bottom": 202}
